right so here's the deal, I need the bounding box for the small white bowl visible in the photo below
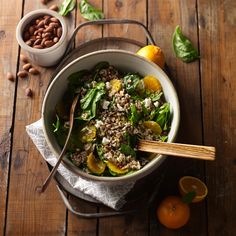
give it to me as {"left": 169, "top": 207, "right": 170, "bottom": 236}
{"left": 16, "top": 9, "right": 68, "bottom": 67}
{"left": 42, "top": 49, "right": 180, "bottom": 184}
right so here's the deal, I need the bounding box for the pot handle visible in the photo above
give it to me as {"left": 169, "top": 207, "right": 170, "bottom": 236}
{"left": 64, "top": 19, "right": 156, "bottom": 56}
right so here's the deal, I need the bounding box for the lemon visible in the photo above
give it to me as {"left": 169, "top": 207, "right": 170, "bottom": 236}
{"left": 136, "top": 45, "right": 165, "bottom": 69}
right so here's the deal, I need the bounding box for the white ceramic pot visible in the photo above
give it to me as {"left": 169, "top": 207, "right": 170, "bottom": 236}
{"left": 42, "top": 49, "right": 180, "bottom": 184}
{"left": 16, "top": 9, "right": 68, "bottom": 67}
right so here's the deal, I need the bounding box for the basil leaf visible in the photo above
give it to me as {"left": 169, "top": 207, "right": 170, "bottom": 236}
{"left": 59, "top": 0, "right": 76, "bottom": 16}
{"left": 120, "top": 144, "right": 136, "bottom": 158}
{"left": 79, "top": 0, "right": 104, "bottom": 21}
{"left": 172, "top": 25, "right": 199, "bottom": 63}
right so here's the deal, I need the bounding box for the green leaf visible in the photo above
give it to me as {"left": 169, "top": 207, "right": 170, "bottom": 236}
{"left": 155, "top": 103, "right": 171, "bottom": 130}
{"left": 172, "top": 25, "right": 199, "bottom": 63}
{"left": 150, "top": 92, "right": 163, "bottom": 102}
{"left": 182, "top": 191, "right": 196, "bottom": 204}
{"left": 123, "top": 73, "right": 141, "bottom": 95}
{"left": 79, "top": 82, "right": 106, "bottom": 121}
{"left": 52, "top": 114, "right": 60, "bottom": 132}
{"left": 59, "top": 0, "right": 76, "bottom": 16}
{"left": 68, "top": 70, "right": 89, "bottom": 86}
{"left": 79, "top": 0, "right": 104, "bottom": 21}
{"left": 129, "top": 104, "right": 140, "bottom": 125}
{"left": 120, "top": 144, "right": 136, "bottom": 158}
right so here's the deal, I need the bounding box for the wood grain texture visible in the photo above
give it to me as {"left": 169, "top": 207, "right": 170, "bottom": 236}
{"left": 138, "top": 140, "right": 215, "bottom": 160}
{"left": 0, "top": 0, "right": 23, "bottom": 235}
{"left": 103, "top": 0, "right": 146, "bottom": 42}
{"left": 198, "top": 0, "right": 236, "bottom": 235}
{"left": 5, "top": 1, "right": 74, "bottom": 235}
{"left": 148, "top": 0, "right": 207, "bottom": 235}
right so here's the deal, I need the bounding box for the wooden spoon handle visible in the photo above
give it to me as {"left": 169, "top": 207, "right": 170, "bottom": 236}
{"left": 138, "top": 140, "right": 215, "bottom": 161}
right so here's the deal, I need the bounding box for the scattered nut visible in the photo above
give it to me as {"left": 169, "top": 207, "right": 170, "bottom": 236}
{"left": 40, "top": 0, "right": 48, "bottom": 5}
{"left": 17, "top": 70, "right": 28, "bottom": 78}
{"left": 29, "top": 67, "right": 39, "bottom": 75}
{"left": 25, "top": 88, "right": 33, "bottom": 97}
{"left": 49, "top": 5, "right": 59, "bottom": 11}
{"left": 20, "top": 54, "right": 29, "bottom": 63}
{"left": 7, "top": 72, "right": 15, "bottom": 82}
{"left": 23, "top": 63, "right": 32, "bottom": 71}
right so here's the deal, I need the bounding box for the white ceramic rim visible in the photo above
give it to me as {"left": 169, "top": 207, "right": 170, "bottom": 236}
{"left": 16, "top": 9, "right": 67, "bottom": 53}
{"left": 42, "top": 49, "right": 180, "bottom": 183}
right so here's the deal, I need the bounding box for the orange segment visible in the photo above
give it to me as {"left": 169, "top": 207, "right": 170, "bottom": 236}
{"left": 110, "top": 79, "right": 122, "bottom": 93}
{"left": 87, "top": 153, "right": 106, "bottom": 175}
{"left": 136, "top": 45, "right": 165, "bottom": 69}
{"left": 178, "top": 176, "right": 208, "bottom": 203}
{"left": 143, "top": 75, "right": 162, "bottom": 93}
{"left": 143, "top": 121, "right": 162, "bottom": 135}
{"left": 107, "top": 161, "right": 128, "bottom": 175}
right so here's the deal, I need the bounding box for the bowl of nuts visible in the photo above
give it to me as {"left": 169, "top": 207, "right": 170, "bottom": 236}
{"left": 16, "top": 9, "right": 67, "bottom": 67}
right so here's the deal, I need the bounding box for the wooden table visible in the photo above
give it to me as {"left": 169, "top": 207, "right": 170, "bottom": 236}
{"left": 1, "top": 0, "right": 236, "bottom": 235}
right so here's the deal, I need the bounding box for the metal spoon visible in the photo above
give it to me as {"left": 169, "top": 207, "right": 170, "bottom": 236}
{"left": 39, "top": 94, "right": 80, "bottom": 193}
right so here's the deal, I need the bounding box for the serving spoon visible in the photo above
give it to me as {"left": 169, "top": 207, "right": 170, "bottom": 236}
{"left": 137, "top": 140, "right": 215, "bottom": 161}
{"left": 38, "top": 94, "right": 80, "bottom": 193}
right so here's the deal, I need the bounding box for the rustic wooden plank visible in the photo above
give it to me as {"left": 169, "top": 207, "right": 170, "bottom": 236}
{"left": 198, "top": 0, "right": 236, "bottom": 235}
{"left": 98, "top": 1, "right": 149, "bottom": 235}
{"left": 67, "top": 1, "right": 102, "bottom": 235}
{"left": 103, "top": 0, "right": 146, "bottom": 42}
{"left": 148, "top": 0, "right": 207, "bottom": 235}
{"left": 0, "top": 1, "right": 23, "bottom": 235}
{"left": 5, "top": 1, "right": 74, "bottom": 235}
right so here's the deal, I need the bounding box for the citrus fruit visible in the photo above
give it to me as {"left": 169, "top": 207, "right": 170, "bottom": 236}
{"left": 110, "top": 79, "right": 122, "bottom": 93}
{"left": 136, "top": 45, "right": 165, "bottom": 69}
{"left": 80, "top": 125, "right": 96, "bottom": 143}
{"left": 178, "top": 176, "right": 208, "bottom": 203}
{"left": 107, "top": 161, "right": 128, "bottom": 175}
{"left": 143, "top": 75, "right": 162, "bottom": 92}
{"left": 87, "top": 153, "right": 106, "bottom": 175}
{"left": 143, "top": 121, "right": 162, "bottom": 135}
{"left": 157, "top": 196, "right": 190, "bottom": 229}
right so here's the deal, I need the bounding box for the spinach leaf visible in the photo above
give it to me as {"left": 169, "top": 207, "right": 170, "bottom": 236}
{"left": 52, "top": 114, "right": 61, "bottom": 132}
{"left": 150, "top": 92, "right": 163, "bottom": 102}
{"left": 155, "top": 103, "right": 171, "bottom": 131}
{"left": 59, "top": 0, "right": 76, "bottom": 16}
{"left": 124, "top": 73, "right": 141, "bottom": 94}
{"left": 79, "top": 82, "right": 106, "bottom": 121}
{"left": 120, "top": 144, "right": 136, "bottom": 158}
{"left": 172, "top": 25, "right": 199, "bottom": 63}
{"left": 129, "top": 104, "right": 140, "bottom": 125}
{"left": 123, "top": 132, "right": 137, "bottom": 147}
{"left": 68, "top": 70, "right": 89, "bottom": 86}
{"left": 96, "top": 145, "right": 104, "bottom": 160}
{"left": 79, "top": 0, "right": 104, "bottom": 21}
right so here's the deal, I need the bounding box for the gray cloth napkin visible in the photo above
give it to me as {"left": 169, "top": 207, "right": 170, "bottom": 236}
{"left": 26, "top": 119, "right": 135, "bottom": 210}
